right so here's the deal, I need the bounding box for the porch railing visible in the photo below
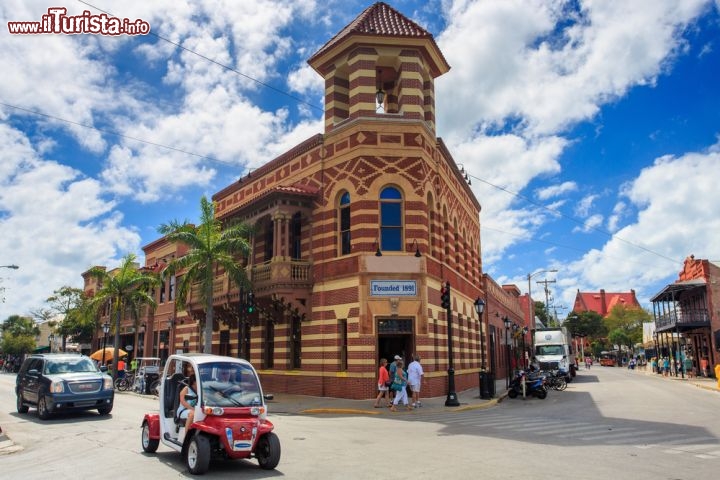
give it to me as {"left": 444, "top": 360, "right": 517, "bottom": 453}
{"left": 655, "top": 308, "right": 709, "bottom": 330}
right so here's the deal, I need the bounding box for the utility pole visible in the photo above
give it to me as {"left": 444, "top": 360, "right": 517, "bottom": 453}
{"left": 536, "top": 278, "right": 556, "bottom": 323}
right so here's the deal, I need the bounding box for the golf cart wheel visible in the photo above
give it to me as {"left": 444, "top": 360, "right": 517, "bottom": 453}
{"left": 141, "top": 421, "right": 159, "bottom": 453}
{"left": 186, "top": 433, "right": 211, "bottom": 475}
{"left": 256, "top": 432, "right": 281, "bottom": 470}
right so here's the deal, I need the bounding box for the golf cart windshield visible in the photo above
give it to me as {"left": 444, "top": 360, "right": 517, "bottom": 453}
{"left": 199, "top": 361, "right": 262, "bottom": 408}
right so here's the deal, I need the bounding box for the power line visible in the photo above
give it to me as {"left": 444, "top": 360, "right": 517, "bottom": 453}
{"left": 0, "top": 101, "right": 236, "bottom": 167}
{"left": 482, "top": 224, "right": 670, "bottom": 271}
{"left": 77, "top": 0, "right": 323, "bottom": 113}
{"left": 471, "top": 173, "right": 679, "bottom": 265}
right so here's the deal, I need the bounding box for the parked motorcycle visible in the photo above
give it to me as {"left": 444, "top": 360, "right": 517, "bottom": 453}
{"left": 507, "top": 370, "right": 548, "bottom": 399}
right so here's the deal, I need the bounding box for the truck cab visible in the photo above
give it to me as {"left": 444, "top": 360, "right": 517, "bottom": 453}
{"left": 534, "top": 328, "right": 576, "bottom": 381}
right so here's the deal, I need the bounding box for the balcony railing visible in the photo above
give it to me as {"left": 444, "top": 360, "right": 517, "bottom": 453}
{"left": 655, "top": 308, "right": 710, "bottom": 330}
{"left": 250, "top": 259, "right": 312, "bottom": 291}
{"left": 186, "top": 260, "right": 312, "bottom": 308}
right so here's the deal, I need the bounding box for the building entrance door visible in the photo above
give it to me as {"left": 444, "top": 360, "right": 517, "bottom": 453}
{"left": 377, "top": 318, "right": 414, "bottom": 362}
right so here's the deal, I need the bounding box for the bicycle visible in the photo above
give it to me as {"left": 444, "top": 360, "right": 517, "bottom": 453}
{"left": 114, "top": 371, "right": 136, "bottom": 391}
{"left": 542, "top": 370, "right": 567, "bottom": 391}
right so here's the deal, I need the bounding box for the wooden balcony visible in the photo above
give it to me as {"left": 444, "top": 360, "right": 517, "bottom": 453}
{"left": 655, "top": 308, "right": 710, "bottom": 332}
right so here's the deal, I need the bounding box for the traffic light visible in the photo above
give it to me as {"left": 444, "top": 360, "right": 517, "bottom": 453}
{"left": 246, "top": 292, "right": 255, "bottom": 314}
{"left": 440, "top": 282, "right": 451, "bottom": 310}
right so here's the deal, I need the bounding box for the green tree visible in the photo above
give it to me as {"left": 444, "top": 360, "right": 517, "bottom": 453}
{"left": 1, "top": 332, "right": 36, "bottom": 355}
{"left": 1, "top": 314, "right": 40, "bottom": 337}
{"left": 46, "top": 286, "right": 85, "bottom": 350}
{"left": 0, "top": 315, "right": 39, "bottom": 356}
{"left": 87, "top": 254, "right": 159, "bottom": 379}
{"left": 565, "top": 311, "right": 607, "bottom": 338}
{"left": 608, "top": 328, "right": 632, "bottom": 352}
{"left": 604, "top": 304, "right": 650, "bottom": 349}
{"left": 534, "top": 301, "right": 555, "bottom": 327}
{"left": 158, "top": 196, "right": 253, "bottom": 354}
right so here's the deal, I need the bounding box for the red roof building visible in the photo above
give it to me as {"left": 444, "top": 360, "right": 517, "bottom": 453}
{"left": 572, "top": 289, "right": 642, "bottom": 317}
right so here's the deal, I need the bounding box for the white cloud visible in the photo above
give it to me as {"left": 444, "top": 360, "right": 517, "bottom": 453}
{"left": 0, "top": 123, "right": 140, "bottom": 320}
{"left": 563, "top": 145, "right": 720, "bottom": 302}
{"left": 607, "top": 201, "right": 627, "bottom": 232}
{"left": 437, "top": 0, "right": 709, "bottom": 138}
{"left": 572, "top": 213, "right": 603, "bottom": 233}
{"left": 536, "top": 181, "right": 578, "bottom": 200}
{"left": 574, "top": 193, "right": 599, "bottom": 217}
{"left": 437, "top": 0, "right": 711, "bottom": 281}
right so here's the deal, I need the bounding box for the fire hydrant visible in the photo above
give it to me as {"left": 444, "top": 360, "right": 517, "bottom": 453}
{"left": 715, "top": 364, "right": 720, "bottom": 390}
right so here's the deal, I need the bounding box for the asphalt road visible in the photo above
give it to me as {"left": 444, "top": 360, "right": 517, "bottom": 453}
{"left": 0, "top": 366, "right": 718, "bottom": 479}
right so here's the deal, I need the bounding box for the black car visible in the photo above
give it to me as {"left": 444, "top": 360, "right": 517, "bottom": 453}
{"left": 16, "top": 353, "right": 114, "bottom": 419}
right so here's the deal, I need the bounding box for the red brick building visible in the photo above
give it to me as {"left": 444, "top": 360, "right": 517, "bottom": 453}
{"left": 87, "top": 3, "right": 529, "bottom": 399}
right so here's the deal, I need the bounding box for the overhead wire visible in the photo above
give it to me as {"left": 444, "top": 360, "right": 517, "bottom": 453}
{"left": 470, "top": 173, "right": 680, "bottom": 266}
{"left": 4, "top": 1, "right": 687, "bottom": 269}
{"left": 0, "top": 102, "right": 236, "bottom": 167}
{"left": 77, "top": 0, "right": 323, "bottom": 113}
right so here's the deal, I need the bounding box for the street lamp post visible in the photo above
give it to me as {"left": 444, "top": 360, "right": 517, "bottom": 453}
{"left": 503, "top": 316, "right": 511, "bottom": 388}
{"left": 527, "top": 269, "right": 558, "bottom": 325}
{"left": 101, "top": 321, "right": 110, "bottom": 370}
{"left": 443, "top": 282, "right": 459, "bottom": 407}
{"left": 475, "top": 298, "right": 493, "bottom": 399}
{"left": 48, "top": 333, "right": 55, "bottom": 353}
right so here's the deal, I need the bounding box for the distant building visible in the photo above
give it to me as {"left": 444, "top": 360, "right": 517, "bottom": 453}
{"left": 572, "top": 289, "right": 642, "bottom": 317}
{"left": 650, "top": 255, "right": 719, "bottom": 378}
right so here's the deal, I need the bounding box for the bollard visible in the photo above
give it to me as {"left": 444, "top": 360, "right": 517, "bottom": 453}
{"left": 715, "top": 364, "right": 720, "bottom": 390}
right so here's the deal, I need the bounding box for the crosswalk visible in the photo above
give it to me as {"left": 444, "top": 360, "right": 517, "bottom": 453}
{"left": 398, "top": 411, "right": 720, "bottom": 460}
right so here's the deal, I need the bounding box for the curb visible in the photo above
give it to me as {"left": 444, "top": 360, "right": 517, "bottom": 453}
{"left": 299, "top": 394, "right": 505, "bottom": 415}
{"left": 300, "top": 408, "right": 382, "bottom": 415}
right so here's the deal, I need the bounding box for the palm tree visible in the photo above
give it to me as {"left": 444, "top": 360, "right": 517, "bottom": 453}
{"left": 87, "top": 253, "right": 159, "bottom": 379}
{"left": 159, "top": 196, "right": 253, "bottom": 354}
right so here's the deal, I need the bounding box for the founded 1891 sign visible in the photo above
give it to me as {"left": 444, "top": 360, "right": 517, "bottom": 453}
{"left": 370, "top": 280, "right": 417, "bottom": 296}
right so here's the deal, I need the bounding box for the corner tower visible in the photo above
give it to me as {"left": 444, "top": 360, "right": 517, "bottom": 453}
{"left": 308, "top": 2, "right": 450, "bottom": 134}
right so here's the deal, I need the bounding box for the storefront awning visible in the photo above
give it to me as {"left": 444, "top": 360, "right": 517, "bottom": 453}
{"left": 650, "top": 279, "right": 706, "bottom": 302}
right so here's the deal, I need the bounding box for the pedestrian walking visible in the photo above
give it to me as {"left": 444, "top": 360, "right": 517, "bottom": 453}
{"left": 407, "top": 353, "right": 424, "bottom": 408}
{"left": 387, "top": 355, "right": 401, "bottom": 405}
{"left": 373, "top": 358, "right": 390, "bottom": 408}
{"left": 390, "top": 359, "right": 411, "bottom": 411}
{"left": 662, "top": 357, "right": 670, "bottom": 377}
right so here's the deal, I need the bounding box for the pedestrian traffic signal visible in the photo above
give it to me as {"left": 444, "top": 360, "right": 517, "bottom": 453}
{"left": 440, "top": 282, "right": 451, "bottom": 310}
{"left": 247, "top": 292, "right": 255, "bottom": 314}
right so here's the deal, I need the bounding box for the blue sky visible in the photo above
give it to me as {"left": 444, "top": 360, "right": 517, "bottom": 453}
{"left": 1, "top": 0, "right": 720, "bottom": 321}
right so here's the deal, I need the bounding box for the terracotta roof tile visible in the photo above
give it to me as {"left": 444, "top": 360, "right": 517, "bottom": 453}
{"left": 310, "top": 2, "right": 434, "bottom": 62}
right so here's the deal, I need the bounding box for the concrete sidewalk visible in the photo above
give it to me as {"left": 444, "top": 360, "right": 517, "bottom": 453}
{"left": 266, "top": 378, "right": 509, "bottom": 416}
{"left": 636, "top": 366, "right": 720, "bottom": 392}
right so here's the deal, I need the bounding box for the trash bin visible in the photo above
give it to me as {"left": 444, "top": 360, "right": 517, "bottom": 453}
{"left": 480, "top": 371, "right": 495, "bottom": 399}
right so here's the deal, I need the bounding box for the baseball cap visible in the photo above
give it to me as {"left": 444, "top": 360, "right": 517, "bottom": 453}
{"left": 394, "top": 355, "right": 402, "bottom": 360}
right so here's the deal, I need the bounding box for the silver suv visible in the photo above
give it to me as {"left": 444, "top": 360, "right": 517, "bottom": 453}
{"left": 16, "top": 353, "right": 114, "bottom": 419}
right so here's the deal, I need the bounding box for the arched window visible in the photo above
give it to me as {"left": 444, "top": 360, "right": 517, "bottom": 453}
{"left": 339, "top": 191, "right": 351, "bottom": 255}
{"left": 380, "top": 186, "right": 403, "bottom": 251}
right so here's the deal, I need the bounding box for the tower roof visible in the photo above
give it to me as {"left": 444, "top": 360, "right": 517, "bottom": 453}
{"left": 308, "top": 2, "right": 449, "bottom": 77}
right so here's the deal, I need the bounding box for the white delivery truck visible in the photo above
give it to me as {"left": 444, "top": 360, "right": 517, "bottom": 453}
{"left": 533, "top": 327, "right": 576, "bottom": 381}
